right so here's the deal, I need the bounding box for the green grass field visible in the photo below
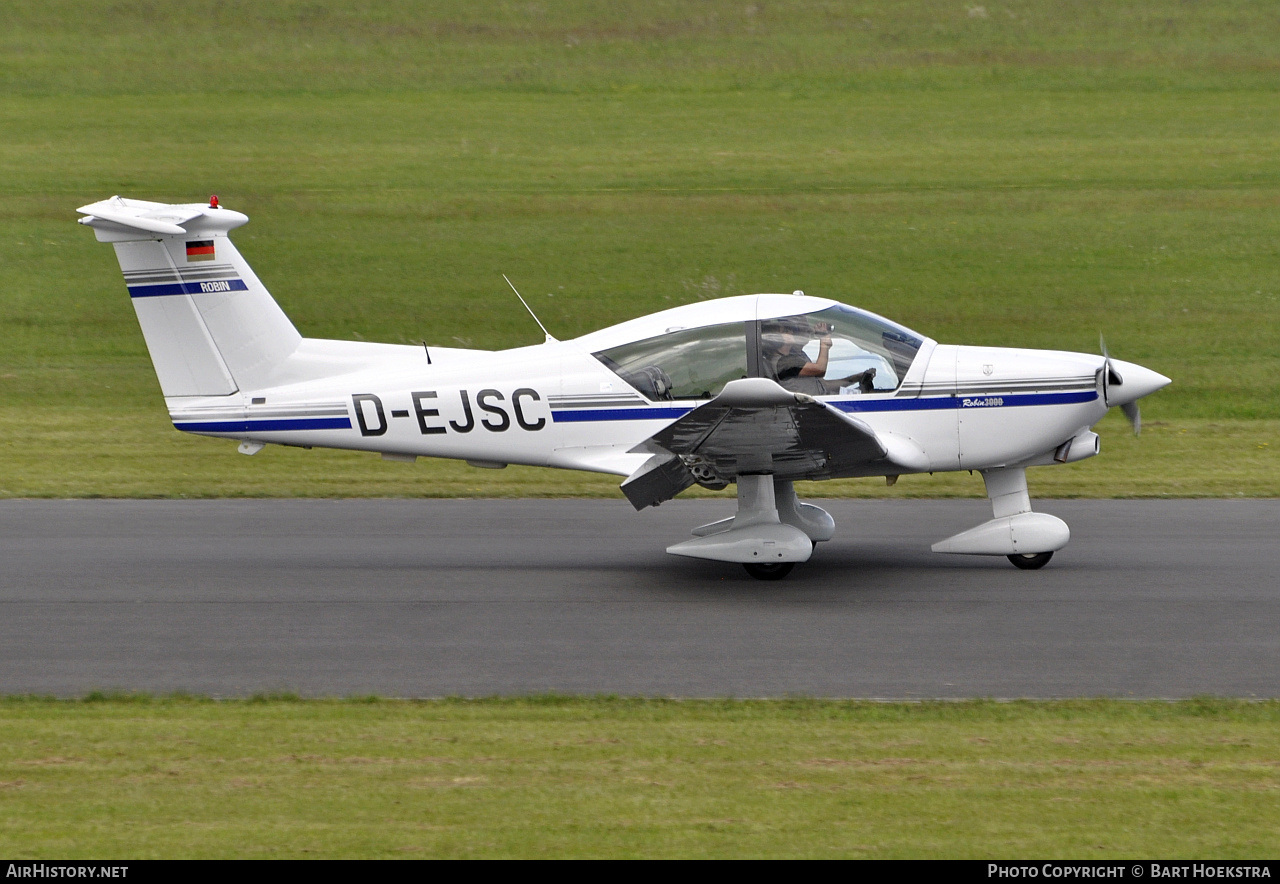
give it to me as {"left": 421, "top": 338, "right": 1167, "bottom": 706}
{"left": 1, "top": 0, "right": 1277, "bottom": 498}
{"left": 1, "top": 696, "right": 1277, "bottom": 859}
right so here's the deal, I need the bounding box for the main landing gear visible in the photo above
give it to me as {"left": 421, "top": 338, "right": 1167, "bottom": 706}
{"left": 743, "top": 539, "right": 819, "bottom": 580}
{"left": 1008, "top": 551, "right": 1054, "bottom": 570}
{"left": 743, "top": 562, "right": 795, "bottom": 581}
{"left": 665, "top": 475, "right": 834, "bottom": 581}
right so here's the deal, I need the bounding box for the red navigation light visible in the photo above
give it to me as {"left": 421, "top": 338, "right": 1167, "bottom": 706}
{"left": 209, "top": 194, "right": 220, "bottom": 209}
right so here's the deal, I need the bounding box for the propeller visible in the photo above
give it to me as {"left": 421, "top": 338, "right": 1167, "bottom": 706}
{"left": 1121, "top": 400, "right": 1141, "bottom": 435}
{"left": 1099, "top": 334, "right": 1141, "bottom": 435}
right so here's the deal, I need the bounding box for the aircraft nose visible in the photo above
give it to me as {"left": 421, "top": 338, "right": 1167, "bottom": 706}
{"left": 1105, "top": 359, "right": 1172, "bottom": 406}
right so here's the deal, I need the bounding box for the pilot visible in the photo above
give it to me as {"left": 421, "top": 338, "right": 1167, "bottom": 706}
{"left": 763, "top": 318, "right": 876, "bottom": 395}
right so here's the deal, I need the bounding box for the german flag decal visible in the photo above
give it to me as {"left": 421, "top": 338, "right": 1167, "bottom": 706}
{"left": 186, "top": 240, "right": 216, "bottom": 262}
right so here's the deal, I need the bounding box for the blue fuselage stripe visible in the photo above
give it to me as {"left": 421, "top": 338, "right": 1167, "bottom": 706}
{"left": 552, "top": 406, "right": 694, "bottom": 422}
{"left": 176, "top": 392, "right": 1097, "bottom": 432}
{"left": 128, "top": 279, "right": 249, "bottom": 298}
{"left": 832, "top": 390, "right": 1098, "bottom": 413}
{"left": 550, "top": 391, "right": 1097, "bottom": 422}
{"left": 175, "top": 417, "right": 352, "bottom": 433}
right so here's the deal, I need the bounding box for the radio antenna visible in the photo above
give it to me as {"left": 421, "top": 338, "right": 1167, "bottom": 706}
{"left": 504, "top": 274, "right": 557, "bottom": 343}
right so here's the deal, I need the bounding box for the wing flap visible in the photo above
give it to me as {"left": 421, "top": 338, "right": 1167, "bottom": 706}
{"left": 620, "top": 453, "right": 698, "bottom": 510}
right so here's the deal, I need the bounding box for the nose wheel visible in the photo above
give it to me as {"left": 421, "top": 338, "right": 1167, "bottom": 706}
{"left": 743, "top": 562, "right": 795, "bottom": 581}
{"left": 1008, "top": 551, "right": 1053, "bottom": 570}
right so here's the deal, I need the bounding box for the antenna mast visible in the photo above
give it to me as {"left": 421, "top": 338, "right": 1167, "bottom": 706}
{"left": 504, "top": 274, "right": 557, "bottom": 343}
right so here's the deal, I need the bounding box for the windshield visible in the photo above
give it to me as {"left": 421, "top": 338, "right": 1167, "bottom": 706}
{"left": 757, "top": 305, "right": 923, "bottom": 395}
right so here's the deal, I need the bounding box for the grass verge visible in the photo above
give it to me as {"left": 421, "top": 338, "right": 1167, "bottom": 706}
{"left": 1, "top": 696, "right": 1277, "bottom": 859}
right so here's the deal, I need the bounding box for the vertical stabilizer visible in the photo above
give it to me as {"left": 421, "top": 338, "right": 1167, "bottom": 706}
{"left": 77, "top": 197, "right": 302, "bottom": 397}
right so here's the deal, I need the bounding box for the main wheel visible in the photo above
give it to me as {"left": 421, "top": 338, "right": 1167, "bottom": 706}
{"left": 1008, "top": 551, "right": 1053, "bottom": 570}
{"left": 743, "top": 562, "right": 795, "bottom": 581}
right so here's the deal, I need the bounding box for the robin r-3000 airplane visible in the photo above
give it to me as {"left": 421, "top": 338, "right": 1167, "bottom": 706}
{"left": 78, "top": 196, "right": 1170, "bottom": 580}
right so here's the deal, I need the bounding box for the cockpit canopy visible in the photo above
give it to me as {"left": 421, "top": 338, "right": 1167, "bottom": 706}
{"left": 594, "top": 302, "right": 925, "bottom": 401}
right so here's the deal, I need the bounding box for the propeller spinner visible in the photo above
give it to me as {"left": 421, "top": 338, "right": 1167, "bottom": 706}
{"left": 1098, "top": 335, "right": 1169, "bottom": 435}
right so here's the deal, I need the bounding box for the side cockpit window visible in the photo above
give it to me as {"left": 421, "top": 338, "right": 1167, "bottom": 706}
{"left": 757, "top": 306, "right": 923, "bottom": 395}
{"left": 594, "top": 322, "right": 748, "bottom": 401}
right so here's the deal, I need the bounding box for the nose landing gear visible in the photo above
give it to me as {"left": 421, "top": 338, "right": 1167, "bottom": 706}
{"left": 932, "top": 467, "right": 1069, "bottom": 569}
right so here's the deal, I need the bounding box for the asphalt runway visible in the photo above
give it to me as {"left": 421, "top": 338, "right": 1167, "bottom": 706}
{"left": 0, "top": 498, "right": 1276, "bottom": 698}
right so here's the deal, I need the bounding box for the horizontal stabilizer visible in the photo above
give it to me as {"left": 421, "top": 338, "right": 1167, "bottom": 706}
{"left": 77, "top": 196, "right": 248, "bottom": 242}
{"left": 79, "top": 206, "right": 199, "bottom": 235}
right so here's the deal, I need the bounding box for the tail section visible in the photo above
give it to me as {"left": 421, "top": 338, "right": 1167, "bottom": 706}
{"left": 77, "top": 196, "right": 301, "bottom": 397}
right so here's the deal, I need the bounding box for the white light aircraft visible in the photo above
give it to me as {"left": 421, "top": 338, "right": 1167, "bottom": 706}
{"left": 78, "top": 196, "right": 1170, "bottom": 579}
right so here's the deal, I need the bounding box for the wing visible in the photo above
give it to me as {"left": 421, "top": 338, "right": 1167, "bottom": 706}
{"left": 620, "top": 378, "right": 921, "bottom": 510}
